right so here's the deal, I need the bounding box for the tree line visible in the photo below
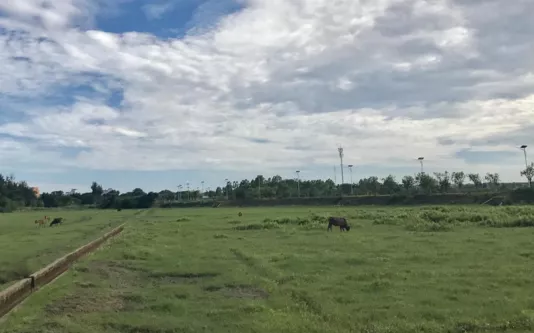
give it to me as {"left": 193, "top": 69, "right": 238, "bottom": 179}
{"left": 1, "top": 164, "right": 532, "bottom": 211}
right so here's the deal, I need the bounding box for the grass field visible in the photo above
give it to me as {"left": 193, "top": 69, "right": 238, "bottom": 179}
{"left": 0, "top": 209, "right": 138, "bottom": 288}
{"left": 2, "top": 205, "right": 534, "bottom": 333}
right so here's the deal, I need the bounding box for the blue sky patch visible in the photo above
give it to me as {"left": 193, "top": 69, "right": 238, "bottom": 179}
{"left": 95, "top": 0, "right": 245, "bottom": 38}
{"left": 455, "top": 149, "right": 518, "bottom": 165}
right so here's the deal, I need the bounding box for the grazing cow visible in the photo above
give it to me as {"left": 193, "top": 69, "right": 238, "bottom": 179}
{"left": 49, "top": 217, "right": 63, "bottom": 227}
{"left": 34, "top": 219, "right": 46, "bottom": 227}
{"left": 327, "top": 217, "right": 350, "bottom": 232}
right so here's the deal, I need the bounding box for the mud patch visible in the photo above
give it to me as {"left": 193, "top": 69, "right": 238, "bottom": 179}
{"left": 148, "top": 271, "right": 219, "bottom": 283}
{"left": 206, "top": 284, "right": 269, "bottom": 299}
{"left": 77, "top": 260, "right": 145, "bottom": 287}
{"left": 45, "top": 290, "right": 124, "bottom": 315}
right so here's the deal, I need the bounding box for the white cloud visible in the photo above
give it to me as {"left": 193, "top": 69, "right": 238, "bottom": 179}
{"left": 0, "top": 0, "right": 533, "bottom": 182}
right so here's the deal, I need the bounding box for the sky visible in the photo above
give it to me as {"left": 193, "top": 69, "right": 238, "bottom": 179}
{"left": 0, "top": 0, "right": 533, "bottom": 193}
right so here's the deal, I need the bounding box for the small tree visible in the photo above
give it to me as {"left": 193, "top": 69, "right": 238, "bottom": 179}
{"left": 484, "top": 173, "right": 500, "bottom": 188}
{"left": 402, "top": 175, "right": 415, "bottom": 192}
{"left": 520, "top": 163, "right": 534, "bottom": 188}
{"left": 468, "top": 173, "right": 482, "bottom": 188}
{"left": 452, "top": 171, "right": 466, "bottom": 189}
{"left": 434, "top": 171, "right": 451, "bottom": 193}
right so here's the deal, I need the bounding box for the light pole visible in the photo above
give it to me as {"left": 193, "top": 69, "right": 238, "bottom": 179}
{"left": 520, "top": 145, "right": 528, "bottom": 169}
{"left": 224, "top": 178, "right": 229, "bottom": 200}
{"left": 338, "top": 147, "right": 344, "bottom": 184}
{"left": 186, "top": 181, "right": 190, "bottom": 201}
{"left": 418, "top": 157, "right": 424, "bottom": 174}
{"left": 258, "top": 176, "right": 262, "bottom": 199}
{"left": 177, "top": 185, "right": 183, "bottom": 201}
{"left": 296, "top": 170, "right": 301, "bottom": 197}
{"left": 348, "top": 165, "right": 354, "bottom": 195}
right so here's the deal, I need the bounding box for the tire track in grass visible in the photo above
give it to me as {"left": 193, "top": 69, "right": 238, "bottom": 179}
{"left": 229, "top": 248, "right": 335, "bottom": 324}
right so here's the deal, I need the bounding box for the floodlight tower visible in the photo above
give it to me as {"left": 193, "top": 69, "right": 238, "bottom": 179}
{"left": 348, "top": 165, "right": 354, "bottom": 195}
{"left": 520, "top": 145, "right": 528, "bottom": 169}
{"left": 418, "top": 157, "right": 425, "bottom": 174}
{"left": 296, "top": 170, "right": 301, "bottom": 197}
{"left": 177, "top": 185, "right": 183, "bottom": 201}
{"left": 187, "top": 182, "right": 191, "bottom": 201}
{"left": 258, "top": 176, "right": 262, "bottom": 199}
{"left": 338, "top": 147, "right": 345, "bottom": 184}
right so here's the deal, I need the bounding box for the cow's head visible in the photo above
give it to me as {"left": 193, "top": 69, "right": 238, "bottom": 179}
{"left": 345, "top": 225, "right": 351, "bottom": 231}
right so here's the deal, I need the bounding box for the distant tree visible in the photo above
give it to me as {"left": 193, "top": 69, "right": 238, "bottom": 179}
{"left": 468, "top": 173, "right": 482, "bottom": 188}
{"left": 434, "top": 171, "right": 451, "bottom": 193}
{"left": 91, "top": 181, "right": 103, "bottom": 197}
{"left": 484, "top": 173, "right": 500, "bottom": 188}
{"left": 416, "top": 172, "right": 437, "bottom": 193}
{"left": 401, "top": 175, "right": 416, "bottom": 192}
{"left": 382, "top": 175, "right": 399, "bottom": 194}
{"left": 158, "top": 190, "right": 175, "bottom": 202}
{"left": 452, "top": 171, "right": 466, "bottom": 189}
{"left": 359, "top": 177, "right": 381, "bottom": 195}
{"left": 520, "top": 163, "right": 534, "bottom": 188}
{"left": 131, "top": 188, "right": 146, "bottom": 197}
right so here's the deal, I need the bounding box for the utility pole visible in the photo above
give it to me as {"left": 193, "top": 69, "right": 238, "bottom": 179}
{"left": 224, "top": 178, "right": 229, "bottom": 200}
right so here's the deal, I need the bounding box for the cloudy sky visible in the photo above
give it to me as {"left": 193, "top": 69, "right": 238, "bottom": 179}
{"left": 0, "top": 0, "right": 533, "bottom": 193}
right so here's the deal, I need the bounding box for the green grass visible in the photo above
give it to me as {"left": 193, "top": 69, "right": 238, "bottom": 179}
{"left": 0, "top": 209, "right": 139, "bottom": 288}
{"left": 3, "top": 205, "right": 534, "bottom": 332}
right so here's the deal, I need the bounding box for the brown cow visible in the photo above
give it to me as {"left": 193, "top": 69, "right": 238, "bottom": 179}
{"left": 327, "top": 217, "right": 350, "bottom": 232}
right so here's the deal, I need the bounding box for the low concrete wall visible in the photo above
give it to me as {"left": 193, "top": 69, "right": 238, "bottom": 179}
{"left": 0, "top": 279, "right": 33, "bottom": 318}
{"left": 0, "top": 224, "right": 124, "bottom": 318}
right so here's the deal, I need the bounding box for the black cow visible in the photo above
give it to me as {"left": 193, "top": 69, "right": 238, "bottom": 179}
{"left": 49, "top": 217, "right": 63, "bottom": 227}
{"left": 327, "top": 217, "right": 350, "bottom": 232}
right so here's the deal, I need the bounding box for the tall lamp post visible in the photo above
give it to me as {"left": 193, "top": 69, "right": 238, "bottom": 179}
{"left": 258, "top": 176, "right": 262, "bottom": 199}
{"left": 338, "top": 147, "right": 344, "bottom": 184}
{"left": 348, "top": 165, "right": 354, "bottom": 195}
{"left": 418, "top": 157, "right": 425, "bottom": 174}
{"left": 520, "top": 145, "right": 528, "bottom": 169}
{"left": 224, "top": 178, "right": 229, "bottom": 200}
{"left": 177, "top": 185, "right": 183, "bottom": 201}
{"left": 296, "top": 170, "right": 301, "bottom": 197}
{"left": 520, "top": 145, "right": 531, "bottom": 188}
{"left": 186, "top": 181, "right": 190, "bottom": 201}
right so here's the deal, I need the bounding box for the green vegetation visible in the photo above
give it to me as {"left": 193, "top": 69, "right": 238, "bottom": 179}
{"left": 1, "top": 170, "right": 534, "bottom": 212}
{"left": 3, "top": 205, "right": 534, "bottom": 332}
{"left": 0, "top": 209, "right": 136, "bottom": 288}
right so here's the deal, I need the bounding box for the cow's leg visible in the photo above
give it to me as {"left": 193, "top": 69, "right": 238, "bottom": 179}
{"left": 327, "top": 223, "right": 333, "bottom": 231}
